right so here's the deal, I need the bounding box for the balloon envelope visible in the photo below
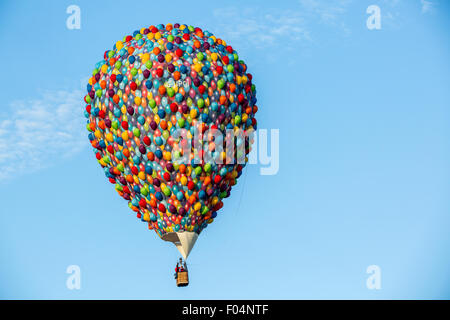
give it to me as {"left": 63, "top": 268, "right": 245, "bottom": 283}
{"left": 84, "top": 23, "right": 258, "bottom": 257}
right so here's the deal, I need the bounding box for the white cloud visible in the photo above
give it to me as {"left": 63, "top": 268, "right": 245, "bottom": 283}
{"left": 299, "top": 0, "right": 351, "bottom": 23}
{"left": 383, "top": 0, "right": 401, "bottom": 6}
{"left": 211, "top": 1, "right": 354, "bottom": 52}
{"left": 421, "top": 0, "right": 433, "bottom": 14}
{"left": 0, "top": 90, "right": 86, "bottom": 180}
{"left": 212, "top": 7, "right": 311, "bottom": 49}
{"left": 299, "top": 0, "right": 352, "bottom": 35}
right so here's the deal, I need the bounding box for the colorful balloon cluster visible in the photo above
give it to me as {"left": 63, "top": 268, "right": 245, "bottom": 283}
{"left": 84, "top": 23, "right": 258, "bottom": 238}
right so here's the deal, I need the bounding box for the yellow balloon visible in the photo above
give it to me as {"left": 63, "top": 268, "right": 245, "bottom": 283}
{"left": 94, "top": 130, "right": 102, "bottom": 139}
{"left": 142, "top": 53, "right": 150, "bottom": 63}
{"left": 163, "top": 151, "right": 172, "bottom": 161}
{"left": 194, "top": 63, "right": 202, "bottom": 73}
{"left": 106, "top": 133, "right": 114, "bottom": 142}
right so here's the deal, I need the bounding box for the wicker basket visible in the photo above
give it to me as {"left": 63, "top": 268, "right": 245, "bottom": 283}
{"left": 176, "top": 271, "right": 189, "bottom": 287}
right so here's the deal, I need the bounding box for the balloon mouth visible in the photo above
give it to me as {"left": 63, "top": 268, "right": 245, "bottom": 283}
{"left": 162, "top": 231, "right": 198, "bottom": 260}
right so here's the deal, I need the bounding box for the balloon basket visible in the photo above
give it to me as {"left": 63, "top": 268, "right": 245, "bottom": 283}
{"left": 176, "top": 271, "right": 189, "bottom": 287}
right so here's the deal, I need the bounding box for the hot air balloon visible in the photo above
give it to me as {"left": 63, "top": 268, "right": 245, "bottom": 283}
{"left": 83, "top": 23, "right": 258, "bottom": 284}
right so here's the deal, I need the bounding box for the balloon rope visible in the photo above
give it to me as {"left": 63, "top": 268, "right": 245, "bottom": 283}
{"left": 234, "top": 165, "right": 248, "bottom": 218}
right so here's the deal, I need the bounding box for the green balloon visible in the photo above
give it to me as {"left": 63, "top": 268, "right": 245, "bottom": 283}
{"left": 163, "top": 187, "right": 171, "bottom": 197}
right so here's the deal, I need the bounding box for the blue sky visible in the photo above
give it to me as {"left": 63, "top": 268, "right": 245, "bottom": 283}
{"left": 0, "top": 0, "right": 449, "bottom": 299}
